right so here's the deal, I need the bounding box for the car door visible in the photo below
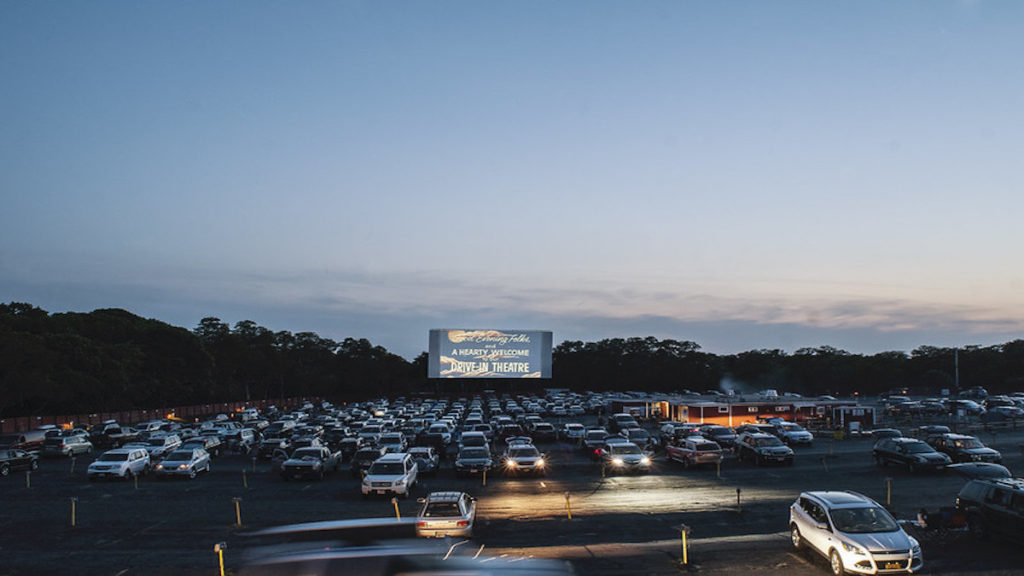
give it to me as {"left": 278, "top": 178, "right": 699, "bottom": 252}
{"left": 800, "top": 499, "right": 833, "bottom": 555}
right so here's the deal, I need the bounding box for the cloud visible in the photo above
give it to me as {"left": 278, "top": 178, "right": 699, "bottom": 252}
{"left": 3, "top": 262, "right": 1022, "bottom": 361}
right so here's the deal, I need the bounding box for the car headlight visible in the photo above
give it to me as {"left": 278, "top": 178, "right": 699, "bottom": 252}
{"left": 611, "top": 457, "right": 624, "bottom": 466}
{"left": 505, "top": 459, "right": 516, "bottom": 468}
{"left": 640, "top": 456, "right": 651, "bottom": 465}
{"left": 178, "top": 464, "right": 188, "bottom": 470}
{"left": 536, "top": 458, "right": 545, "bottom": 468}
{"left": 841, "top": 541, "right": 865, "bottom": 555}
{"left": 155, "top": 464, "right": 164, "bottom": 470}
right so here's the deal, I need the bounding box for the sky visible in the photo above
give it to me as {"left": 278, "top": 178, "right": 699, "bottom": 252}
{"left": 2, "top": 1, "right": 1023, "bottom": 361}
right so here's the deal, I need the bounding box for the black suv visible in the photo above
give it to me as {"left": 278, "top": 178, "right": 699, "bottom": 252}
{"left": 872, "top": 437, "right": 951, "bottom": 472}
{"left": 956, "top": 477, "right": 1024, "bottom": 541}
{"left": 925, "top": 433, "right": 1002, "bottom": 464}
{"left": 734, "top": 432, "right": 793, "bottom": 466}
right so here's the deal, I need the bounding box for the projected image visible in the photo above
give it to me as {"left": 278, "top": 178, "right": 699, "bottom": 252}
{"left": 428, "top": 330, "right": 552, "bottom": 379}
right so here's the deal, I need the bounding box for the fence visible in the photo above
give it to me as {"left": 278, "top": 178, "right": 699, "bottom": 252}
{"left": 0, "top": 397, "right": 322, "bottom": 434}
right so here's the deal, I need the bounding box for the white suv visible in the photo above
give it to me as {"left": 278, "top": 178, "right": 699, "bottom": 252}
{"left": 87, "top": 447, "right": 151, "bottom": 480}
{"left": 790, "top": 491, "right": 922, "bottom": 576}
{"left": 361, "top": 453, "right": 418, "bottom": 498}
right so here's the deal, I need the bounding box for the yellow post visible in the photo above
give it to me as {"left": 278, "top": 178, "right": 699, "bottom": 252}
{"left": 70, "top": 497, "right": 78, "bottom": 527}
{"left": 482, "top": 468, "right": 487, "bottom": 487}
{"left": 716, "top": 460, "right": 721, "bottom": 479}
{"left": 233, "top": 497, "right": 242, "bottom": 527}
{"left": 886, "top": 477, "right": 892, "bottom": 507}
{"left": 391, "top": 497, "right": 401, "bottom": 520}
{"left": 564, "top": 492, "right": 572, "bottom": 520}
{"left": 70, "top": 457, "right": 76, "bottom": 475}
{"left": 681, "top": 526, "right": 689, "bottom": 565}
{"left": 214, "top": 542, "right": 227, "bottom": 576}
{"left": 25, "top": 470, "right": 30, "bottom": 489}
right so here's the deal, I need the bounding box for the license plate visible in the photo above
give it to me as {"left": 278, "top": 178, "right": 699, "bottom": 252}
{"left": 885, "top": 562, "right": 901, "bottom": 569}
{"left": 376, "top": 490, "right": 388, "bottom": 495}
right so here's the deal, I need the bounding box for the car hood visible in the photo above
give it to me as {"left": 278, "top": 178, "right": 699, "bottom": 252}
{"left": 456, "top": 457, "right": 492, "bottom": 465}
{"left": 283, "top": 457, "right": 322, "bottom": 466}
{"left": 843, "top": 530, "right": 914, "bottom": 552}
{"left": 364, "top": 473, "right": 406, "bottom": 482}
{"left": 757, "top": 446, "right": 792, "bottom": 456}
{"left": 915, "top": 452, "right": 951, "bottom": 463}
{"left": 962, "top": 448, "right": 1000, "bottom": 457}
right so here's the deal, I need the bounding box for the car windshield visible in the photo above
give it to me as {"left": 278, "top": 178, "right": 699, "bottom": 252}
{"left": 586, "top": 431, "right": 608, "bottom": 440}
{"left": 954, "top": 438, "right": 984, "bottom": 449}
{"left": 509, "top": 446, "right": 539, "bottom": 457}
{"left": 460, "top": 448, "right": 489, "bottom": 459}
{"left": 755, "top": 437, "right": 784, "bottom": 447}
{"left": 148, "top": 438, "right": 168, "bottom": 446}
{"left": 355, "top": 450, "right": 381, "bottom": 459}
{"left": 368, "top": 462, "right": 405, "bottom": 475}
{"left": 423, "top": 501, "right": 461, "bottom": 517}
{"left": 830, "top": 506, "right": 899, "bottom": 534}
{"left": 695, "top": 443, "right": 720, "bottom": 452}
{"left": 904, "top": 443, "right": 934, "bottom": 454}
{"left": 611, "top": 444, "right": 642, "bottom": 455}
{"left": 164, "top": 451, "right": 193, "bottom": 462}
{"left": 292, "top": 449, "right": 323, "bottom": 459}
{"left": 781, "top": 423, "right": 803, "bottom": 431}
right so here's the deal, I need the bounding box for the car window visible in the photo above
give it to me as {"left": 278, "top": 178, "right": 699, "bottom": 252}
{"left": 830, "top": 506, "right": 898, "bottom": 534}
{"left": 423, "top": 501, "right": 460, "bottom": 517}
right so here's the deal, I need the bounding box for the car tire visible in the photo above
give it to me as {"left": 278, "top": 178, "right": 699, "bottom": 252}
{"left": 0, "top": 463, "right": 9, "bottom": 477}
{"left": 968, "top": 514, "right": 988, "bottom": 540}
{"left": 31, "top": 460, "right": 39, "bottom": 471}
{"left": 790, "top": 525, "right": 804, "bottom": 550}
{"left": 829, "top": 549, "right": 845, "bottom": 576}
{"left": 189, "top": 468, "right": 197, "bottom": 480}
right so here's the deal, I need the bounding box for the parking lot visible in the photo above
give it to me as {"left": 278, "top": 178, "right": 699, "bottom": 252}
{"left": 2, "top": 407, "right": 1024, "bottom": 575}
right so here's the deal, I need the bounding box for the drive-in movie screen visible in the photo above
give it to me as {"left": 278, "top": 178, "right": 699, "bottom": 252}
{"left": 428, "top": 329, "right": 553, "bottom": 378}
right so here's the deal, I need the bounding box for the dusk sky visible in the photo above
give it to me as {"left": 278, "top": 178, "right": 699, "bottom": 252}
{"left": 3, "top": 1, "right": 1022, "bottom": 361}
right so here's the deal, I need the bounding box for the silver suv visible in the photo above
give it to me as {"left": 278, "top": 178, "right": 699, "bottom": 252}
{"left": 790, "top": 490, "right": 922, "bottom": 576}
{"left": 361, "top": 453, "right": 418, "bottom": 498}
{"left": 87, "top": 447, "right": 151, "bottom": 480}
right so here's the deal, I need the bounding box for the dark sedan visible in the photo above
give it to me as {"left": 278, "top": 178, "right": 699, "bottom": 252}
{"left": 873, "top": 437, "right": 951, "bottom": 472}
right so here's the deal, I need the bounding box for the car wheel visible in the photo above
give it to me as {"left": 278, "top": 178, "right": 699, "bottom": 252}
{"left": 189, "top": 468, "right": 197, "bottom": 480}
{"left": 682, "top": 457, "right": 691, "bottom": 469}
{"left": 0, "top": 463, "right": 8, "bottom": 476}
{"left": 829, "top": 549, "right": 845, "bottom": 576}
{"left": 30, "top": 460, "right": 39, "bottom": 471}
{"left": 790, "top": 525, "right": 804, "bottom": 550}
{"left": 968, "top": 514, "right": 988, "bottom": 540}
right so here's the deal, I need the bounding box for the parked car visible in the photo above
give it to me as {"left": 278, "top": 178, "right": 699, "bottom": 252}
{"left": 87, "top": 447, "right": 150, "bottom": 481}
{"left": 42, "top": 432, "right": 93, "bottom": 458}
{"left": 597, "top": 441, "right": 651, "bottom": 474}
{"left": 925, "top": 433, "right": 1002, "bottom": 464}
{"left": 869, "top": 428, "right": 903, "bottom": 441}
{"left": 408, "top": 445, "right": 439, "bottom": 477}
{"left": 361, "top": 452, "right": 418, "bottom": 498}
{"left": 873, "top": 438, "right": 951, "bottom": 472}
{"left": 416, "top": 491, "right": 477, "bottom": 538}
{"left": 955, "top": 477, "right": 1024, "bottom": 541}
{"left": 454, "top": 446, "right": 493, "bottom": 478}
{"left": 501, "top": 443, "right": 547, "bottom": 476}
{"left": 280, "top": 446, "right": 342, "bottom": 480}
{"left": 769, "top": 421, "right": 814, "bottom": 446}
{"left": 223, "top": 428, "right": 258, "bottom": 454}
{"left": 790, "top": 490, "right": 923, "bottom": 576}
{"left": 665, "top": 436, "right": 723, "bottom": 469}
{"left": 659, "top": 422, "right": 703, "bottom": 445}
{"left": 734, "top": 432, "right": 794, "bottom": 466}
{"left": 700, "top": 425, "right": 737, "bottom": 448}
{"left": 0, "top": 449, "right": 39, "bottom": 476}
{"left": 378, "top": 432, "right": 407, "bottom": 454}
{"left": 153, "top": 447, "right": 211, "bottom": 479}
{"left": 144, "top": 434, "right": 182, "bottom": 460}
{"left": 561, "top": 423, "right": 586, "bottom": 442}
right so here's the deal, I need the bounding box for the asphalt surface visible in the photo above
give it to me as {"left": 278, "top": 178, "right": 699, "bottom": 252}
{"left": 2, "top": 422, "right": 1023, "bottom": 575}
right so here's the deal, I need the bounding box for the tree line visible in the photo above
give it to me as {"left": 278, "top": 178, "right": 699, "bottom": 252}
{"left": 2, "top": 302, "right": 1023, "bottom": 417}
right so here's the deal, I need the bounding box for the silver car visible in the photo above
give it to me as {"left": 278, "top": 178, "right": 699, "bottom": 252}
{"left": 790, "top": 490, "right": 922, "bottom": 576}
{"left": 416, "top": 491, "right": 477, "bottom": 538}
{"left": 153, "top": 448, "right": 211, "bottom": 479}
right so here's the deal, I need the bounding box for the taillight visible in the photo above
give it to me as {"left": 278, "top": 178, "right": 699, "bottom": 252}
{"left": 416, "top": 522, "right": 427, "bottom": 527}
{"left": 457, "top": 521, "right": 469, "bottom": 527}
